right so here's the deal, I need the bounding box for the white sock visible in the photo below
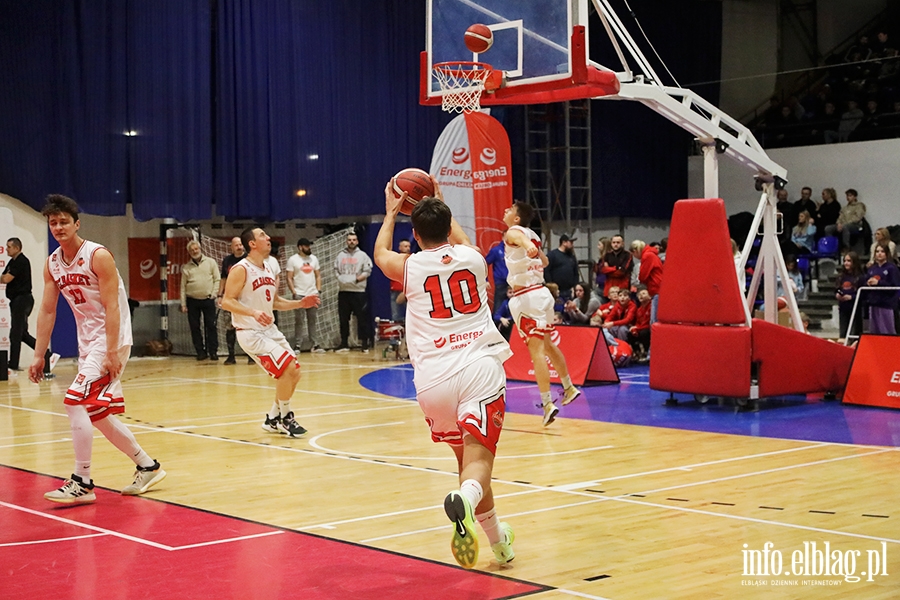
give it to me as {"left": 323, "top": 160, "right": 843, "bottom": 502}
{"left": 459, "top": 479, "right": 483, "bottom": 512}
{"left": 476, "top": 508, "right": 502, "bottom": 545}
{"left": 561, "top": 375, "right": 573, "bottom": 390}
{"left": 268, "top": 402, "right": 280, "bottom": 420}
{"left": 65, "top": 405, "right": 94, "bottom": 482}
{"left": 94, "top": 414, "right": 156, "bottom": 469}
{"left": 277, "top": 399, "right": 292, "bottom": 418}
{"left": 541, "top": 391, "right": 553, "bottom": 406}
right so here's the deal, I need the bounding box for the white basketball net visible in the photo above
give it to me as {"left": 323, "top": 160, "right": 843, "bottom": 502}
{"left": 432, "top": 62, "right": 492, "bottom": 114}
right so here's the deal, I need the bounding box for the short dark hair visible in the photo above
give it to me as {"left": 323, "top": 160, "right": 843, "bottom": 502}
{"left": 240, "top": 227, "right": 260, "bottom": 253}
{"left": 6, "top": 237, "right": 21, "bottom": 250}
{"left": 801, "top": 186, "right": 812, "bottom": 193}
{"left": 512, "top": 201, "right": 534, "bottom": 227}
{"left": 845, "top": 188, "right": 858, "bottom": 196}
{"left": 411, "top": 197, "right": 451, "bottom": 245}
{"left": 41, "top": 194, "right": 80, "bottom": 221}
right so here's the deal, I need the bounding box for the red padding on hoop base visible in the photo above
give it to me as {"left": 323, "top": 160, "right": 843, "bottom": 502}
{"left": 751, "top": 319, "right": 854, "bottom": 396}
{"left": 657, "top": 199, "right": 747, "bottom": 325}
{"left": 649, "top": 323, "right": 751, "bottom": 397}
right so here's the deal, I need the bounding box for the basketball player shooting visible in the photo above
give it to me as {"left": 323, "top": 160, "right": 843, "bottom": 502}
{"left": 374, "top": 180, "right": 515, "bottom": 569}
{"left": 502, "top": 201, "right": 581, "bottom": 426}
{"left": 222, "top": 227, "right": 320, "bottom": 438}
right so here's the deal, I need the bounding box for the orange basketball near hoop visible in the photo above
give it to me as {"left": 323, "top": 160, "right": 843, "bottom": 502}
{"left": 392, "top": 168, "right": 435, "bottom": 215}
{"left": 464, "top": 24, "right": 493, "bottom": 53}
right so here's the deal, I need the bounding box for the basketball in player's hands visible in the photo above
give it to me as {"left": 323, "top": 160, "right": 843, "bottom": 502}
{"left": 464, "top": 24, "right": 493, "bottom": 54}
{"left": 392, "top": 168, "right": 435, "bottom": 215}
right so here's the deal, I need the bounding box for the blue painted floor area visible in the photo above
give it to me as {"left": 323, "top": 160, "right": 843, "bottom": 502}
{"left": 359, "top": 364, "right": 900, "bottom": 447}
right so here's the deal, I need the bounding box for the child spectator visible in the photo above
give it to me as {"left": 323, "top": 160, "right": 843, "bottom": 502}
{"left": 629, "top": 286, "right": 652, "bottom": 363}
{"left": 632, "top": 239, "right": 663, "bottom": 323}
{"left": 590, "top": 286, "right": 620, "bottom": 326}
{"left": 835, "top": 252, "right": 866, "bottom": 339}
{"left": 603, "top": 289, "right": 636, "bottom": 341}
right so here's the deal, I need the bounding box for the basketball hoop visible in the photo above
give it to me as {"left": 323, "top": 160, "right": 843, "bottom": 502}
{"left": 432, "top": 61, "right": 493, "bottom": 114}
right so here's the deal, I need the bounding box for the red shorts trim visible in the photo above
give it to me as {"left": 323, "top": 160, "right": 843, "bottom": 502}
{"left": 459, "top": 393, "right": 505, "bottom": 455}
{"left": 258, "top": 350, "right": 299, "bottom": 378}
{"left": 65, "top": 373, "right": 126, "bottom": 422}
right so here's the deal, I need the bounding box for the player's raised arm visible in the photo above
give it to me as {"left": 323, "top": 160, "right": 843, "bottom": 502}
{"left": 374, "top": 179, "right": 411, "bottom": 283}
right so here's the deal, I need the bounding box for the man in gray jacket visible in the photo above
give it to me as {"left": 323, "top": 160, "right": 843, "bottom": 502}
{"left": 333, "top": 232, "right": 374, "bottom": 352}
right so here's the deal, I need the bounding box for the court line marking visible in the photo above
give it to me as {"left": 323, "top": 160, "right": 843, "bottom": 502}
{"left": 557, "top": 590, "right": 611, "bottom": 600}
{"left": 307, "top": 423, "right": 615, "bottom": 461}
{"left": 0, "top": 499, "right": 285, "bottom": 551}
{"left": 0, "top": 532, "right": 109, "bottom": 547}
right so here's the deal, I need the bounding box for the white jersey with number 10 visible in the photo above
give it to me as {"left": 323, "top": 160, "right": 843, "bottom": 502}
{"left": 403, "top": 243, "right": 511, "bottom": 392}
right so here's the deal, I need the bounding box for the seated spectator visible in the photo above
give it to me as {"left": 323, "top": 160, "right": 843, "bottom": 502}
{"left": 864, "top": 244, "right": 900, "bottom": 334}
{"left": 629, "top": 286, "right": 652, "bottom": 363}
{"left": 852, "top": 99, "right": 883, "bottom": 141}
{"left": 776, "top": 256, "right": 806, "bottom": 301}
{"left": 817, "top": 102, "right": 841, "bottom": 144}
{"left": 836, "top": 100, "right": 864, "bottom": 142}
{"left": 784, "top": 210, "right": 817, "bottom": 256}
{"left": 868, "top": 228, "right": 897, "bottom": 266}
{"left": 816, "top": 187, "right": 841, "bottom": 233}
{"left": 835, "top": 252, "right": 866, "bottom": 339}
{"left": 775, "top": 189, "right": 797, "bottom": 236}
{"left": 493, "top": 287, "right": 514, "bottom": 341}
{"left": 545, "top": 282, "right": 565, "bottom": 315}
{"left": 824, "top": 188, "right": 867, "bottom": 251}
{"left": 563, "top": 282, "right": 601, "bottom": 326}
{"left": 769, "top": 105, "right": 800, "bottom": 147}
{"left": 590, "top": 286, "right": 620, "bottom": 326}
{"left": 793, "top": 187, "right": 818, "bottom": 222}
{"left": 602, "top": 289, "right": 636, "bottom": 341}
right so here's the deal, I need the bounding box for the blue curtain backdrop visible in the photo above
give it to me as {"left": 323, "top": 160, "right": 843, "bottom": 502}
{"left": 0, "top": 0, "right": 720, "bottom": 222}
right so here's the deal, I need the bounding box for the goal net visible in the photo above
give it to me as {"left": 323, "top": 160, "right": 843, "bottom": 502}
{"left": 164, "top": 226, "right": 355, "bottom": 355}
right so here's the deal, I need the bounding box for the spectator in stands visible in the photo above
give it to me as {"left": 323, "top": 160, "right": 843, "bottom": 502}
{"left": 658, "top": 237, "right": 668, "bottom": 263}
{"left": 334, "top": 231, "right": 374, "bottom": 353}
{"left": 853, "top": 99, "right": 883, "bottom": 140}
{"left": 873, "top": 30, "right": 890, "bottom": 56}
{"left": 731, "top": 239, "right": 745, "bottom": 286}
{"left": 545, "top": 234, "right": 579, "bottom": 301}
{"left": 590, "top": 286, "right": 620, "bottom": 326}
{"left": 388, "top": 239, "right": 411, "bottom": 323}
{"left": 484, "top": 241, "right": 508, "bottom": 312}
{"left": 769, "top": 105, "right": 800, "bottom": 147}
{"left": 818, "top": 102, "right": 841, "bottom": 144}
{"left": 864, "top": 244, "right": 900, "bottom": 334}
{"left": 631, "top": 240, "right": 663, "bottom": 323}
{"left": 218, "top": 236, "right": 252, "bottom": 364}
{"left": 563, "top": 282, "right": 600, "bottom": 326}
{"left": 837, "top": 99, "right": 864, "bottom": 142}
{"left": 600, "top": 235, "right": 633, "bottom": 297}
{"left": 285, "top": 237, "right": 324, "bottom": 353}
{"left": 591, "top": 237, "right": 610, "bottom": 302}
{"left": 824, "top": 188, "right": 867, "bottom": 251}
{"left": 785, "top": 210, "right": 817, "bottom": 255}
{"left": 868, "top": 228, "right": 896, "bottom": 266}
{"left": 775, "top": 255, "right": 806, "bottom": 302}
{"left": 629, "top": 286, "right": 652, "bottom": 364}
{"left": 794, "top": 186, "right": 817, "bottom": 222}
{"left": 816, "top": 187, "right": 841, "bottom": 235}
{"left": 493, "top": 287, "right": 513, "bottom": 341}
{"left": 844, "top": 36, "right": 872, "bottom": 62}
{"left": 775, "top": 189, "right": 797, "bottom": 239}
{"left": 602, "top": 289, "right": 636, "bottom": 341}
{"left": 835, "top": 251, "right": 866, "bottom": 339}
{"left": 181, "top": 240, "right": 220, "bottom": 361}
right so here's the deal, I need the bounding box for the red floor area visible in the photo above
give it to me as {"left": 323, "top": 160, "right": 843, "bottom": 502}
{"left": 0, "top": 466, "right": 546, "bottom": 600}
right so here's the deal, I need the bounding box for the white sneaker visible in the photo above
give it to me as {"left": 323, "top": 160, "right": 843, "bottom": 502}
{"left": 48, "top": 353, "right": 61, "bottom": 372}
{"left": 44, "top": 474, "right": 95, "bottom": 504}
{"left": 122, "top": 461, "right": 167, "bottom": 495}
{"left": 542, "top": 402, "right": 560, "bottom": 427}
{"left": 311, "top": 346, "right": 326, "bottom": 354}
{"left": 491, "top": 522, "right": 516, "bottom": 564}
{"left": 561, "top": 385, "right": 582, "bottom": 406}
{"left": 335, "top": 347, "right": 350, "bottom": 353}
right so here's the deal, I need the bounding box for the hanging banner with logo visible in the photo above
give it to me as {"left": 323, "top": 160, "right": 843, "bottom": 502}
{"left": 128, "top": 238, "right": 163, "bottom": 302}
{"left": 0, "top": 207, "right": 13, "bottom": 353}
{"left": 430, "top": 111, "right": 511, "bottom": 255}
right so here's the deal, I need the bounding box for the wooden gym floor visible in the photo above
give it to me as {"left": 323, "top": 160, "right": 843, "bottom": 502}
{"left": 1, "top": 353, "right": 898, "bottom": 599}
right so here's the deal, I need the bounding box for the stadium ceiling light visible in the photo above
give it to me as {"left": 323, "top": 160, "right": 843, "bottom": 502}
{"left": 307, "top": 154, "right": 319, "bottom": 160}
{"left": 295, "top": 189, "right": 308, "bottom": 197}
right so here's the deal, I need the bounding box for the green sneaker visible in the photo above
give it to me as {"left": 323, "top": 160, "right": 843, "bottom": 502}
{"left": 443, "top": 491, "right": 478, "bottom": 569}
{"left": 491, "top": 522, "right": 516, "bottom": 564}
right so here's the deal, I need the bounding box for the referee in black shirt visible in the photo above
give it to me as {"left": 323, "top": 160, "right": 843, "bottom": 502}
{"left": 2, "top": 238, "right": 55, "bottom": 376}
